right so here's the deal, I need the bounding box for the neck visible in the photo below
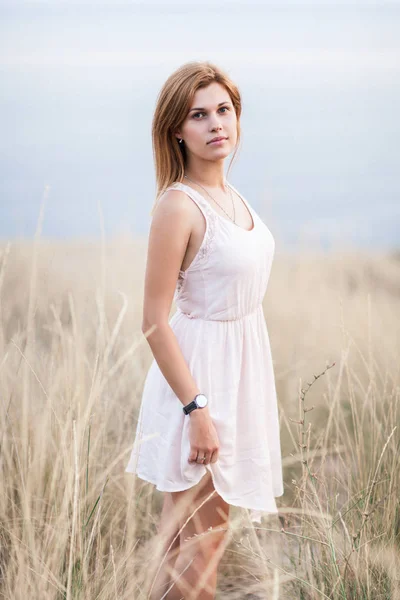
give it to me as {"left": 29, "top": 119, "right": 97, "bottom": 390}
{"left": 183, "top": 160, "right": 226, "bottom": 191}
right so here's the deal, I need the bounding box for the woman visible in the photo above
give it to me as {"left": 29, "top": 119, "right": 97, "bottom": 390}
{"left": 125, "top": 61, "right": 284, "bottom": 599}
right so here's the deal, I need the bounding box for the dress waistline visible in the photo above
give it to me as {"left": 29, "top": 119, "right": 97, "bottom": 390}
{"left": 175, "top": 304, "right": 262, "bottom": 322}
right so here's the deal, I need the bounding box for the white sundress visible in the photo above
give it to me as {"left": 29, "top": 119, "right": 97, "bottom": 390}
{"left": 125, "top": 181, "right": 284, "bottom": 523}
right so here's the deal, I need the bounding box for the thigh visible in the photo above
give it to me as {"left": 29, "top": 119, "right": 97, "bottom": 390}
{"left": 170, "top": 471, "right": 230, "bottom": 555}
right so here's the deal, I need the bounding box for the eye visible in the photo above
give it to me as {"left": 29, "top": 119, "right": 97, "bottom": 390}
{"left": 191, "top": 106, "right": 230, "bottom": 119}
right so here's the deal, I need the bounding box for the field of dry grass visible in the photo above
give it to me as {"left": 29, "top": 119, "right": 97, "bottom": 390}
{"left": 0, "top": 236, "right": 399, "bottom": 599}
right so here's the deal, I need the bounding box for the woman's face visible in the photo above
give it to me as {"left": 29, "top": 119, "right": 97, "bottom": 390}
{"left": 175, "top": 82, "right": 238, "bottom": 162}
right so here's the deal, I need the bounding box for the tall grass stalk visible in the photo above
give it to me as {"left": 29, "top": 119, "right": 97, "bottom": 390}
{"left": 0, "top": 236, "right": 399, "bottom": 598}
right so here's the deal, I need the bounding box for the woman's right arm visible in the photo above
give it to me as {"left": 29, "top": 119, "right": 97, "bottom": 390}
{"left": 141, "top": 189, "right": 220, "bottom": 465}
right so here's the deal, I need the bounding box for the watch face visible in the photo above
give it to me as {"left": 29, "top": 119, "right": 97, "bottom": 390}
{"left": 196, "top": 394, "right": 208, "bottom": 408}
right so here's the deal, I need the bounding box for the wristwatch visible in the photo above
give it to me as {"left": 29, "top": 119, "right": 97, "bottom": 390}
{"left": 182, "top": 393, "right": 208, "bottom": 415}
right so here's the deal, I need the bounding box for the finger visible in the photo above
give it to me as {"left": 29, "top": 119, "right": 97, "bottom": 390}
{"left": 200, "top": 452, "right": 210, "bottom": 465}
{"left": 196, "top": 452, "right": 206, "bottom": 464}
{"left": 210, "top": 450, "right": 219, "bottom": 463}
{"left": 188, "top": 450, "right": 198, "bottom": 463}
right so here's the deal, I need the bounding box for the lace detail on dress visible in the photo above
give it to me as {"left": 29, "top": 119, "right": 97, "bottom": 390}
{"left": 167, "top": 182, "right": 218, "bottom": 298}
{"left": 176, "top": 270, "right": 185, "bottom": 296}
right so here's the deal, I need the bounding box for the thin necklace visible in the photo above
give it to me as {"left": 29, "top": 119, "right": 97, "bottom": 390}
{"left": 184, "top": 175, "right": 236, "bottom": 224}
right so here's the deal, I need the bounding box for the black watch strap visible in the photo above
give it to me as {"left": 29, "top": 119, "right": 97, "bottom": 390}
{"left": 182, "top": 400, "right": 198, "bottom": 415}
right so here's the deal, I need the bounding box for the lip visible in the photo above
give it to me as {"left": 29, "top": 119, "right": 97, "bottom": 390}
{"left": 208, "top": 136, "right": 227, "bottom": 144}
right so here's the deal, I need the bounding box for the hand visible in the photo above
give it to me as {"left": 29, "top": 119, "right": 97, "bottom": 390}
{"left": 187, "top": 408, "right": 220, "bottom": 466}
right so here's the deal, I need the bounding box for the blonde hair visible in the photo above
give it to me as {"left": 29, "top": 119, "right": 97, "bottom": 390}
{"left": 150, "top": 61, "right": 242, "bottom": 216}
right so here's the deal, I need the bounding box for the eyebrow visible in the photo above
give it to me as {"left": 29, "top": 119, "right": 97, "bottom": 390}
{"left": 188, "top": 101, "right": 232, "bottom": 113}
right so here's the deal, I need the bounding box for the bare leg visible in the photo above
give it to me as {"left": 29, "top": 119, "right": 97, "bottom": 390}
{"left": 148, "top": 492, "right": 181, "bottom": 600}
{"left": 165, "top": 471, "right": 230, "bottom": 600}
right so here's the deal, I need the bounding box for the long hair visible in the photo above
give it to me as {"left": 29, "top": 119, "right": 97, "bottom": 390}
{"left": 150, "top": 61, "right": 242, "bottom": 216}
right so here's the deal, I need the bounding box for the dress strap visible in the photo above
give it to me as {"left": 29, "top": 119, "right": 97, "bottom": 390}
{"left": 164, "top": 181, "right": 218, "bottom": 273}
{"left": 165, "top": 182, "right": 211, "bottom": 222}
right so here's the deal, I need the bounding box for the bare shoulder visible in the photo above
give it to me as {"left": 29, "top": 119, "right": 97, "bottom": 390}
{"left": 152, "top": 187, "right": 197, "bottom": 228}
{"left": 149, "top": 187, "right": 195, "bottom": 255}
{"left": 142, "top": 188, "right": 196, "bottom": 328}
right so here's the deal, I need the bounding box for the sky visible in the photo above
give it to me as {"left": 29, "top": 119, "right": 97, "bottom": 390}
{"left": 1, "top": 1, "right": 399, "bottom": 251}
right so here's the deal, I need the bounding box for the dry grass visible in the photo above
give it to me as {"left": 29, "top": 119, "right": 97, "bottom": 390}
{"left": 0, "top": 234, "right": 399, "bottom": 599}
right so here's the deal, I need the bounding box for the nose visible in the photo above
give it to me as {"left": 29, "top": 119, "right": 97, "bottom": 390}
{"left": 210, "top": 116, "right": 222, "bottom": 131}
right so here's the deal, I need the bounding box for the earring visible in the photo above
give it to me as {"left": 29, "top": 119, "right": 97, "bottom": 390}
{"left": 178, "top": 138, "right": 183, "bottom": 144}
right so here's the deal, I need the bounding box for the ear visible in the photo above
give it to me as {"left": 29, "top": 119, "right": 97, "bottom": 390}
{"left": 174, "top": 131, "right": 182, "bottom": 140}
